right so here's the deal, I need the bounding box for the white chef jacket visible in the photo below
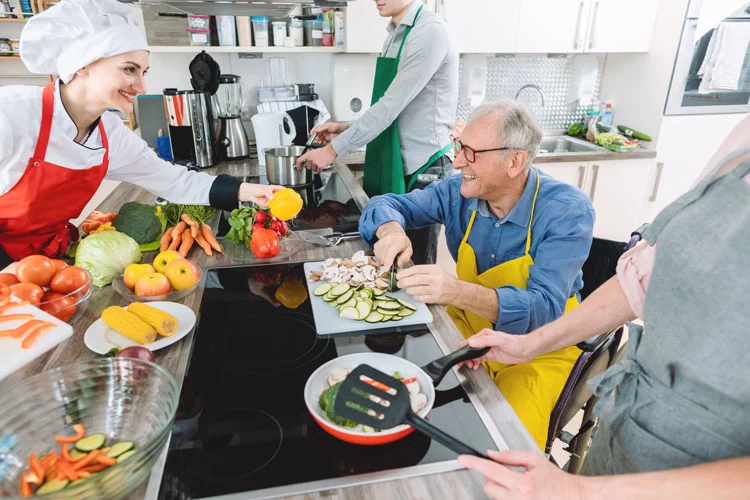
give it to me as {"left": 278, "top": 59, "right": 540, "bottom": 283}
{"left": 0, "top": 81, "right": 216, "bottom": 204}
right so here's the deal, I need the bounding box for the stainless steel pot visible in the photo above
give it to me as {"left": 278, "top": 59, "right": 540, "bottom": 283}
{"left": 264, "top": 146, "right": 313, "bottom": 186}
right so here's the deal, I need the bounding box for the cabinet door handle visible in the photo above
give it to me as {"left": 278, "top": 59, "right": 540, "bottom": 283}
{"left": 649, "top": 162, "right": 664, "bottom": 202}
{"left": 577, "top": 165, "right": 586, "bottom": 189}
{"left": 589, "top": 0, "right": 600, "bottom": 50}
{"left": 573, "top": 1, "right": 584, "bottom": 50}
{"left": 589, "top": 164, "right": 600, "bottom": 201}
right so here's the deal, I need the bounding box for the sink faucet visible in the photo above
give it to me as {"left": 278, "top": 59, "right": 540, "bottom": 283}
{"left": 515, "top": 84, "right": 546, "bottom": 107}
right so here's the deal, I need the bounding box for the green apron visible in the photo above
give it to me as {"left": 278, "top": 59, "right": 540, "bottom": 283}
{"left": 363, "top": 5, "right": 452, "bottom": 196}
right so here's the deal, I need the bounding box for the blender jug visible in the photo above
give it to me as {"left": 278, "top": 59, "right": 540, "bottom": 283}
{"left": 215, "top": 74, "right": 250, "bottom": 158}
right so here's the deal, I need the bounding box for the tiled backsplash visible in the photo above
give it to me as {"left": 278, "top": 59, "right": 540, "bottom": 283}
{"left": 457, "top": 54, "right": 607, "bottom": 130}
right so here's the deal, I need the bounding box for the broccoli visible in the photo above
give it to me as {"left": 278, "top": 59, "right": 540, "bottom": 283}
{"left": 319, "top": 381, "right": 358, "bottom": 428}
{"left": 113, "top": 202, "right": 163, "bottom": 244}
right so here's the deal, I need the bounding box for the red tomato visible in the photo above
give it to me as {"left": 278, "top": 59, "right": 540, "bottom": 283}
{"left": 252, "top": 222, "right": 265, "bottom": 232}
{"left": 51, "top": 259, "right": 69, "bottom": 273}
{"left": 254, "top": 211, "right": 267, "bottom": 224}
{"left": 0, "top": 273, "right": 19, "bottom": 287}
{"left": 270, "top": 219, "right": 287, "bottom": 236}
{"left": 9, "top": 282, "right": 45, "bottom": 305}
{"left": 50, "top": 266, "right": 90, "bottom": 295}
{"left": 15, "top": 255, "right": 57, "bottom": 287}
{"left": 40, "top": 291, "right": 77, "bottom": 322}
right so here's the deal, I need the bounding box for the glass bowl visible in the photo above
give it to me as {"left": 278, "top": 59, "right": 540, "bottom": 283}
{"left": 221, "top": 230, "right": 303, "bottom": 263}
{"left": 0, "top": 358, "right": 179, "bottom": 499}
{"left": 38, "top": 268, "right": 93, "bottom": 323}
{"left": 110, "top": 269, "right": 201, "bottom": 303}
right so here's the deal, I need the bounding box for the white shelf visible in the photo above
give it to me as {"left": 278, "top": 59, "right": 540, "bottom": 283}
{"left": 149, "top": 46, "right": 345, "bottom": 54}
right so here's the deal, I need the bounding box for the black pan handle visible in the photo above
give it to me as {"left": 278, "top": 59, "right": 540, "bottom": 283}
{"left": 405, "top": 411, "right": 485, "bottom": 457}
{"left": 421, "top": 345, "right": 490, "bottom": 387}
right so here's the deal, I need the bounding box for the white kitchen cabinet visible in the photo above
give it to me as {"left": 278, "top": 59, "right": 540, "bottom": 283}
{"left": 516, "top": 0, "right": 590, "bottom": 53}
{"left": 345, "top": 0, "right": 390, "bottom": 53}
{"left": 442, "top": 0, "right": 520, "bottom": 53}
{"left": 583, "top": 0, "right": 659, "bottom": 53}
{"left": 538, "top": 159, "right": 654, "bottom": 242}
{"left": 516, "top": 0, "right": 658, "bottom": 54}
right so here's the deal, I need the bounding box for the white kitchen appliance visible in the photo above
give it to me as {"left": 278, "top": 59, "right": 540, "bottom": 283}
{"left": 331, "top": 54, "right": 377, "bottom": 121}
{"left": 250, "top": 111, "right": 297, "bottom": 167}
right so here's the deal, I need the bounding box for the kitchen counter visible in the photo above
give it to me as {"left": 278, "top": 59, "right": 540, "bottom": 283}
{"left": 4, "top": 157, "right": 537, "bottom": 499}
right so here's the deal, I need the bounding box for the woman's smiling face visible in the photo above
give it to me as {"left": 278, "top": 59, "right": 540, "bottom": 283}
{"left": 82, "top": 50, "right": 150, "bottom": 113}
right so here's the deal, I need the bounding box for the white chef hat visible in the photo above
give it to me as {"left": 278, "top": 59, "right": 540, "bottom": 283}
{"left": 20, "top": 0, "right": 149, "bottom": 83}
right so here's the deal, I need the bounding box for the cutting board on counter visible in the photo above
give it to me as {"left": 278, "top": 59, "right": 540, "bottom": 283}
{"left": 303, "top": 261, "right": 433, "bottom": 337}
{"left": 0, "top": 304, "right": 74, "bottom": 381}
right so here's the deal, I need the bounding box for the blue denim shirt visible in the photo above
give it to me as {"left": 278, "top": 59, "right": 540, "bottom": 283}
{"left": 359, "top": 168, "right": 595, "bottom": 335}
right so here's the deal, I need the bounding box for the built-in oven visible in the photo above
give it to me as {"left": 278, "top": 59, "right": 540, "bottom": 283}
{"left": 665, "top": 0, "right": 750, "bottom": 115}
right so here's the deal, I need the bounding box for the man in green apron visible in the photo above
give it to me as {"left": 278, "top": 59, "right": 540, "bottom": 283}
{"left": 295, "top": 0, "right": 458, "bottom": 263}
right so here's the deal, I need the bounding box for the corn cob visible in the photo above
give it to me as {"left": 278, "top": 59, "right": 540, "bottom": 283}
{"left": 127, "top": 303, "right": 178, "bottom": 337}
{"left": 101, "top": 306, "right": 156, "bottom": 344}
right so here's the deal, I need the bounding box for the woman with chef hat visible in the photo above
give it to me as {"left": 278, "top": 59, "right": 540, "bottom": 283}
{"left": 0, "top": 0, "right": 281, "bottom": 268}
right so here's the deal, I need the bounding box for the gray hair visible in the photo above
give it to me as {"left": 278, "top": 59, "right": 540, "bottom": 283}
{"left": 466, "top": 100, "right": 543, "bottom": 168}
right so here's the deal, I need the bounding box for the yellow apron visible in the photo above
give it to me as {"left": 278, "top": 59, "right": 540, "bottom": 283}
{"left": 446, "top": 170, "right": 581, "bottom": 449}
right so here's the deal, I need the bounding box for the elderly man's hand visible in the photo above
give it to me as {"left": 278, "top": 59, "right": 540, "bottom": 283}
{"left": 396, "top": 264, "right": 459, "bottom": 305}
{"left": 295, "top": 143, "right": 337, "bottom": 173}
{"left": 373, "top": 226, "right": 412, "bottom": 269}
{"left": 457, "top": 450, "right": 587, "bottom": 500}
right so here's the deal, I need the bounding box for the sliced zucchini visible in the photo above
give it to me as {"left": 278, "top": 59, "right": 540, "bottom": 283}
{"left": 356, "top": 301, "right": 372, "bottom": 319}
{"left": 397, "top": 308, "right": 415, "bottom": 317}
{"left": 364, "top": 311, "right": 384, "bottom": 323}
{"left": 340, "top": 297, "right": 357, "bottom": 309}
{"left": 397, "top": 298, "right": 417, "bottom": 311}
{"left": 74, "top": 433, "right": 106, "bottom": 452}
{"left": 36, "top": 478, "right": 70, "bottom": 494}
{"left": 69, "top": 448, "right": 86, "bottom": 459}
{"left": 339, "top": 306, "right": 360, "bottom": 320}
{"left": 313, "top": 283, "right": 332, "bottom": 296}
{"left": 116, "top": 450, "right": 136, "bottom": 463}
{"left": 378, "top": 295, "right": 397, "bottom": 302}
{"left": 371, "top": 288, "right": 384, "bottom": 296}
{"left": 335, "top": 289, "right": 354, "bottom": 304}
{"left": 105, "top": 441, "right": 135, "bottom": 458}
{"left": 322, "top": 294, "right": 336, "bottom": 303}
{"left": 330, "top": 283, "right": 351, "bottom": 297}
{"left": 378, "top": 301, "right": 401, "bottom": 311}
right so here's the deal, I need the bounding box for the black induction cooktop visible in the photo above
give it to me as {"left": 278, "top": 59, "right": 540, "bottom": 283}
{"left": 215, "top": 172, "right": 361, "bottom": 238}
{"left": 157, "top": 263, "right": 499, "bottom": 499}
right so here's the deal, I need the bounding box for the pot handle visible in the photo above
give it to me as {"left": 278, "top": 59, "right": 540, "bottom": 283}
{"left": 421, "top": 345, "right": 490, "bottom": 387}
{"left": 281, "top": 112, "right": 297, "bottom": 146}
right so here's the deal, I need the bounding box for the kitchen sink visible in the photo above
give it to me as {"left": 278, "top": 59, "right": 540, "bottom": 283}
{"left": 538, "top": 136, "right": 604, "bottom": 154}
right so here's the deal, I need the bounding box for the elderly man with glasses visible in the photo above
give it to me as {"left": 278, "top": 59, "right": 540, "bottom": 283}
{"left": 358, "top": 100, "right": 595, "bottom": 448}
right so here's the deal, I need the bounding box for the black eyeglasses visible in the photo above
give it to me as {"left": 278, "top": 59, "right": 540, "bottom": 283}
{"left": 453, "top": 138, "right": 517, "bottom": 163}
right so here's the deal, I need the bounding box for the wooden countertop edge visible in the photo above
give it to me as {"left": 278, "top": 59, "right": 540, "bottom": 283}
{"left": 3, "top": 158, "right": 537, "bottom": 500}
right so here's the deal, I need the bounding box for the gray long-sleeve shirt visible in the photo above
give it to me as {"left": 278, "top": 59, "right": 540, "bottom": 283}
{"left": 331, "top": 1, "right": 458, "bottom": 176}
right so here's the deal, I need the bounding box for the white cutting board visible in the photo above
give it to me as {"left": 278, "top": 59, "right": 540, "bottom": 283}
{"left": 303, "top": 261, "right": 433, "bottom": 336}
{"left": 0, "top": 303, "right": 74, "bottom": 381}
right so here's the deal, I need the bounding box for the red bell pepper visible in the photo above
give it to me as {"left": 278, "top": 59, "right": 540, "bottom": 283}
{"left": 55, "top": 423, "right": 86, "bottom": 443}
{"left": 250, "top": 228, "right": 280, "bottom": 259}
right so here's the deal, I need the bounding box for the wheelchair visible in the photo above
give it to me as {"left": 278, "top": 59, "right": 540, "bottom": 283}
{"left": 545, "top": 233, "right": 642, "bottom": 473}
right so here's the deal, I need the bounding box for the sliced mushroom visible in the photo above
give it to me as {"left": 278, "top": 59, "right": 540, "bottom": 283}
{"left": 410, "top": 392, "right": 428, "bottom": 413}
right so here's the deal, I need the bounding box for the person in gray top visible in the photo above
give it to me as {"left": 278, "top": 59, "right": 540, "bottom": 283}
{"left": 451, "top": 115, "right": 750, "bottom": 498}
{"left": 296, "top": 0, "right": 458, "bottom": 192}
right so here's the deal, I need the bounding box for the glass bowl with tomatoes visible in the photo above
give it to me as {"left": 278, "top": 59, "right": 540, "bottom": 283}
{"left": 0, "top": 255, "right": 92, "bottom": 324}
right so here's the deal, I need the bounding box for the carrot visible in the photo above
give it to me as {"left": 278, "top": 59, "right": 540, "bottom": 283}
{"left": 19, "top": 475, "right": 33, "bottom": 497}
{"left": 71, "top": 450, "right": 99, "bottom": 470}
{"left": 0, "top": 300, "right": 29, "bottom": 314}
{"left": 29, "top": 453, "right": 44, "bottom": 480}
{"left": 172, "top": 221, "right": 187, "bottom": 240}
{"left": 402, "top": 377, "right": 418, "bottom": 385}
{"left": 193, "top": 229, "right": 213, "bottom": 256}
{"left": 363, "top": 377, "right": 395, "bottom": 393}
{"left": 56, "top": 424, "right": 86, "bottom": 444}
{"left": 80, "top": 463, "right": 109, "bottom": 473}
{"left": 0, "top": 313, "right": 33, "bottom": 323}
{"left": 0, "top": 319, "right": 45, "bottom": 339}
{"left": 160, "top": 226, "right": 174, "bottom": 252}
{"left": 57, "top": 459, "right": 79, "bottom": 481}
{"left": 21, "top": 322, "right": 56, "bottom": 349}
{"left": 179, "top": 228, "right": 194, "bottom": 257}
{"left": 94, "top": 452, "right": 116, "bottom": 466}
{"left": 181, "top": 213, "right": 200, "bottom": 238}
{"left": 201, "top": 223, "right": 222, "bottom": 253}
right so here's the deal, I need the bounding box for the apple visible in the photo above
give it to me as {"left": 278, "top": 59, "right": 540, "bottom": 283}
{"left": 123, "top": 263, "right": 156, "bottom": 290}
{"left": 164, "top": 259, "right": 201, "bottom": 291}
{"left": 152, "top": 250, "right": 182, "bottom": 274}
{"left": 134, "top": 272, "right": 171, "bottom": 297}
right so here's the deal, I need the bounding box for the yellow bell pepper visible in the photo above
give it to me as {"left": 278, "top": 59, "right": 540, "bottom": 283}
{"left": 268, "top": 188, "right": 303, "bottom": 221}
{"left": 274, "top": 276, "right": 308, "bottom": 309}
{"left": 89, "top": 222, "right": 115, "bottom": 234}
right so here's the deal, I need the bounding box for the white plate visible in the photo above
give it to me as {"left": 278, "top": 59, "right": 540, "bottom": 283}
{"left": 83, "top": 301, "right": 196, "bottom": 355}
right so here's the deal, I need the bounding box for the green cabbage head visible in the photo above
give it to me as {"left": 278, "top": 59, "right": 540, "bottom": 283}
{"left": 75, "top": 231, "right": 142, "bottom": 287}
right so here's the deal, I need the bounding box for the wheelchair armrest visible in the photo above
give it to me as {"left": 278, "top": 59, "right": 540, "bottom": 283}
{"left": 576, "top": 328, "right": 618, "bottom": 352}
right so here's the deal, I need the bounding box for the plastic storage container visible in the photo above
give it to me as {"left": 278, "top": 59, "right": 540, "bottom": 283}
{"left": 288, "top": 18, "right": 303, "bottom": 46}
{"left": 187, "top": 29, "right": 211, "bottom": 46}
{"left": 252, "top": 16, "right": 269, "bottom": 47}
{"left": 272, "top": 21, "right": 286, "bottom": 47}
{"left": 187, "top": 14, "right": 210, "bottom": 30}
{"left": 216, "top": 16, "right": 236, "bottom": 46}
{"left": 312, "top": 17, "right": 324, "bottom": 47}
{"left": 237, "top": 16, "right": 252, "bottom": 46}
{"left": 334, "top": 11, "right": 345, "bottom": 47}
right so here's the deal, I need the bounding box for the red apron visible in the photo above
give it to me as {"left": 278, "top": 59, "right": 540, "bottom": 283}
{"left": 0, "top": 82, "right": 108, "bottom": 261}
